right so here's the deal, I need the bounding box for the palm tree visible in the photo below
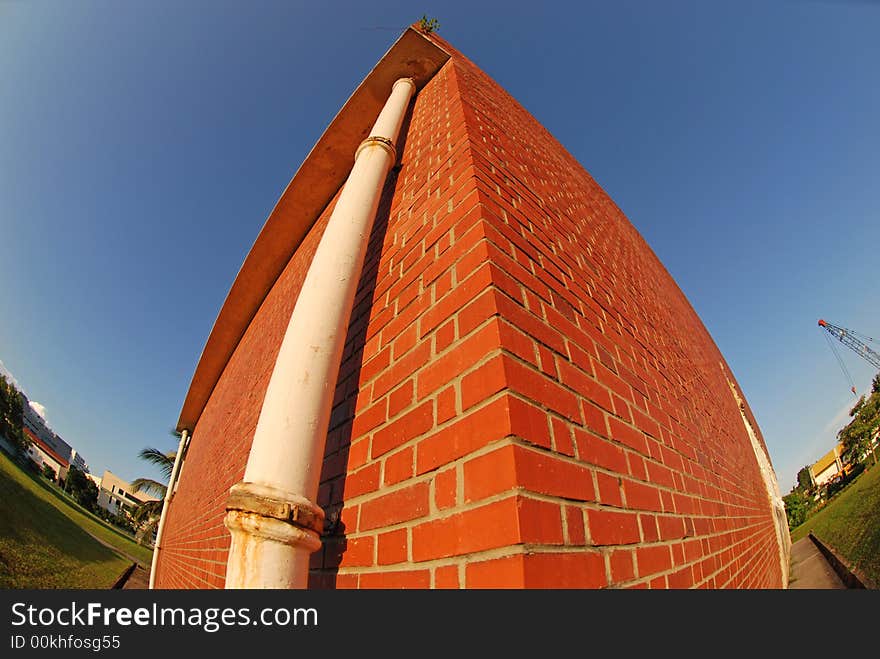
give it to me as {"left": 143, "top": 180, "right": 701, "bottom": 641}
{"left": 130, "top": 447, "right": 175, "bottom": 498}
{"left": 129, "top": 441, "right": 177, "bottom": 546}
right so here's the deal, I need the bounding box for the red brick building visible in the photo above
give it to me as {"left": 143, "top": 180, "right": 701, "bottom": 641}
{"left": 154, "top": 27, "right": 789, "bottom": 589}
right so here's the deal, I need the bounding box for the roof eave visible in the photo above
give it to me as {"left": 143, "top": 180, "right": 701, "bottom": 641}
{"left": 176, "top": 27, "right": 450, "bottom": 433}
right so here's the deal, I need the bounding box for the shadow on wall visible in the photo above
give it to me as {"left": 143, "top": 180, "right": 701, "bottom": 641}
{"left": 309, "top": 104, "right": 415, "bottom": 589}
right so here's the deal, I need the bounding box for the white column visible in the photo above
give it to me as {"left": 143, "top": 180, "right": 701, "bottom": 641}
{"left": 224, "top": 78, "right": 416, "bottom": 589}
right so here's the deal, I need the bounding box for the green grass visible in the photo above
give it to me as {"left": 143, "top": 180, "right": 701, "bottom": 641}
{"left": 38, "top": 477, "right": 153, "bottom": 566}
{"left": 0, "top": 449, "right": 152, "bottom": 588}
{"left": 790, "top": 462, "right": 880, "bottom": 586}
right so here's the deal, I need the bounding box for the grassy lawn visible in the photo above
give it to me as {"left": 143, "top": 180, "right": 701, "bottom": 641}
{"left": 37, "top": 476, "right": 153, "bottom": 566}
{"left": 0, "top": 449, "right": 152, "bottom": 588}
{"left": 790, "top": 462, "right": 880, "bottom": 586}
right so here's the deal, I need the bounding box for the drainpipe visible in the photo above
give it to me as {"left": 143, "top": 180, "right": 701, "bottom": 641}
{"left": 148, "top": 429, "right": 190, "bottom": 589}
{"left": 223, "top": 77, "right": 416, "bottom": 589}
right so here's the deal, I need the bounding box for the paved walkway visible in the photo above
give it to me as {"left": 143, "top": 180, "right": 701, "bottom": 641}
{"left": 79, "top": 527, "right": 148, "bottom": 567}
{"left": 121, "top": 564, "right": 150, "bottom": 589}
{"left": 788, "top": 537, "right": 845, "bottom": 589}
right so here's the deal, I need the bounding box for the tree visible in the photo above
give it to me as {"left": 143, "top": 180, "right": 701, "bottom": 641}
{"left": 130, "top": 446, "right": 175, "bottom": 499}
{"left": 838, "top": 390, "right": 879, "bottom": 467}
{"left": 783, "top": 490, "right": 811, "bottom": 530}
{"left": 0, "top": 375, "right": 10, "bottom": 436}
{"left": 129, "top": 443, "right": 177, "bottom": 546}
{"left": 796, "top": 465, "right": 814, "bottom": 493}
{"left": 130, "top": 499, "right": 164, "bottom": 545}
{"left": 41, "top": 463, "right": 56, "bottom": 482}
{"left": 64, "top": 466, "right": 98, "bottom": 510}
{"left": 0, "top": 375, "right": 29, "bottom": 455}
{"left": 416, "top": 15, "right": 439, "bottom": 33}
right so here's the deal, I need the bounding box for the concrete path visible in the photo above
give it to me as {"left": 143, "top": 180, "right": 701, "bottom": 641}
{"left": 78, "top": 526, "right": 148, "bottom": 568}
{"left": 788, "top": 537, "right": 845, "bottom": 589}
{"left": 121, "top": 564, "right": 150, "bottom": 589}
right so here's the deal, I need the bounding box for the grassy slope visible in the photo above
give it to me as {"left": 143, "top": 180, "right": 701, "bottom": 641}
{"left": 38, "top": 478, "right": 153, "bottom": 566}
{"left": 0, "top": 449, "right": 152, "bottom": 588}
{"left": 790, "top": 463, "right": 880, "bottom": 585}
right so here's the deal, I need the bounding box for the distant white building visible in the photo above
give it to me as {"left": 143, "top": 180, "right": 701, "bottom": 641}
{"left": 96, "top": 470, "right": 160, "bottom": 518}
{"left": 70, "top": 448, "right": 87, "bottom": 473}
{"left": 19, "top": 391, "right": 89, "bottom": 475}
{"left": 24, "top": 440, "right": 67, "bottom": 480}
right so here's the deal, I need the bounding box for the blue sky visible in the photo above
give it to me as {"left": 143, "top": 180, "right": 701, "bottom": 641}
{"left": 1, "top": 0, "right": 878, "bottom": 492}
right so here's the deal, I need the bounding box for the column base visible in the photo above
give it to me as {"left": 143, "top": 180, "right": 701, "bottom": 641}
{"left": 223, "top": 482, "right": 324, "bottom": 589}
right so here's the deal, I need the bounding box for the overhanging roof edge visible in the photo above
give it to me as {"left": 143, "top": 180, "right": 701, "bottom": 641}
{"left": 176, "top": 27, "right": 450, "bottom": 433}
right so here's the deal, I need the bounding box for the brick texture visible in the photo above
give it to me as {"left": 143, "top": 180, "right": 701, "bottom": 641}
{"left": 155, "top": 31, "right": 784, "bottom": 589}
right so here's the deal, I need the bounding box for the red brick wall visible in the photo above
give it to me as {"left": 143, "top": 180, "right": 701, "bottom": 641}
{"left": 156, "top": 39, "right": 784, "bottom": 589}
{"left": 407, "top": 42, "right": 782, "bottom": 588}
{"left": 155, "top": 191, "right": 339, "bottom": 588}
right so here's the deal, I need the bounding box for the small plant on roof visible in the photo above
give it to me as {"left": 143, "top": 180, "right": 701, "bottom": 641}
{"left": 417, "top": 15, "right": 439, "bottom": 33}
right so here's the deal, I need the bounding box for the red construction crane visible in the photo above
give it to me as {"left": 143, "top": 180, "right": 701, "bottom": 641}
{"left": 818, "top": 319, "right": 880, "bottom": 395}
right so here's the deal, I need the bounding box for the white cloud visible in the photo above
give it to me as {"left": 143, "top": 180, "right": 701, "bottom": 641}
{"left": 29, "top": 401, "right": 48, "bottom": 421}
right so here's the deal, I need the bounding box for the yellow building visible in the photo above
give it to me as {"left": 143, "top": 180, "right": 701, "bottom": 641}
{"left": 810, "top": 444, "right": 845, "bottom": 487}
{"left": 809, "top": 427, "right": 880, "bottom": 487}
